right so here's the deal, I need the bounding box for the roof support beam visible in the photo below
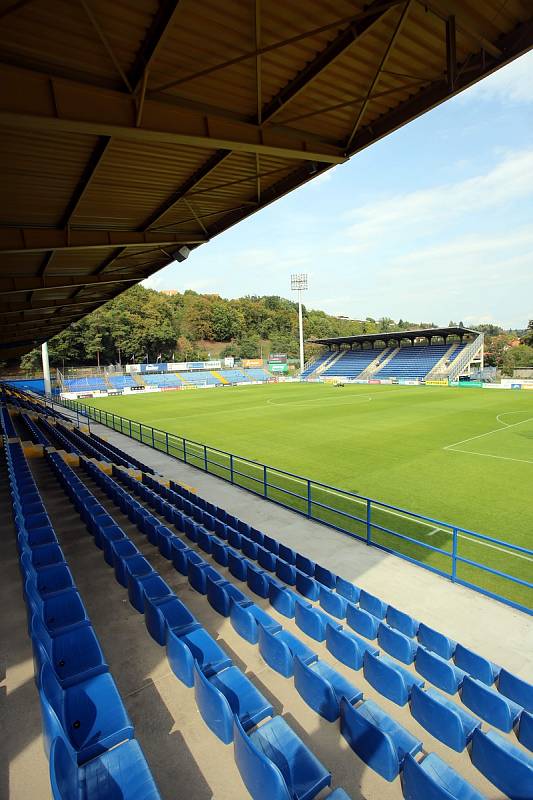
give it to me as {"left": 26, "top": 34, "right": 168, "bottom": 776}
{"left": 140, "top": 149, "right": 231, "bottom": 229}
{"left": 128, "top": 1, "right": 182, "bottom": 93}
{"left": 446, "top": 16, "right": 457, "bottom": 91}
{"left": 0, "top": 273, "right": 142, "bottom": 294}
{"left": 60, "top": 136, "right": 111, "bottom": 228}
{"left": 0, "top": 65, "right": 345, "bottom": 164}
{"left": 259, "top": 0, "right": 403, "bottom": 125}
{"left": 0, "top": 298, "right": 102, "bottom": 315}
{"left": 0, "top": 227, "right": 206, "bottom": 254}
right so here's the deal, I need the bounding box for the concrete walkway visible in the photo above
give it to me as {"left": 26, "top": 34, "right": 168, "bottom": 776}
{"left": 60, "top": 405, "right": 532, "bottom": 680}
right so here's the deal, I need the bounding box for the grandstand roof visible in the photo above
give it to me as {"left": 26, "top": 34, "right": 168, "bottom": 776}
{"left": 310, "top": 325, "right": 479, "bottom": 346}
{"left": 1, "top": 1, "right": 532, "bottom": 359}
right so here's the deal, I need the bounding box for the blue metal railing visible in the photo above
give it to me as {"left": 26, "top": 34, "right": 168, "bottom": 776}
{"left": 47, "top": 394, "right": 533, "bottom": 615}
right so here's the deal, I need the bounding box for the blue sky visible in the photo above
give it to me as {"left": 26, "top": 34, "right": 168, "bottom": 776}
{"left": 145, "top": 52, "right": 533, "bottom": 330}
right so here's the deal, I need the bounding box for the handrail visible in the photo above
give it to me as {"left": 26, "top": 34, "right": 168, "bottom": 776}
{"left": 38, "top": 389, "right": 532, "bottom": 617}
{"left": 446, "top": 334, "right": 484, "bottom": 381}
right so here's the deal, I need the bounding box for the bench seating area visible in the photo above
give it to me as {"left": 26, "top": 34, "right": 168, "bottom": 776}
{"left": 2, "top": 392, "right": 533, "bottom": 800}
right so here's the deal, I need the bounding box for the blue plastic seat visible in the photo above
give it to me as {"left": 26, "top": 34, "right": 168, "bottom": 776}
{"left": 269, "top": 580, "right": 298, "bottom": 618}
{"left": 418, "top": 623, "right": 456, "bottom": 660}
{"left": 279, "top": 543, "right": 296, "bottom": 564}
{"left": 49, "top": 736, "right": 161, "bottom": 800}
{"left": 144, "top": 594, "right": 198, "bottom": 645}
{"left": 386, "top": 605, "right": 419, "bottom": 638}
{"left": 258, "top": 623, "right": 316, "bottom": 678}
{"left": 325, "top": 623, "right": 378, "bottom": 671}
{"left": 33, "top": 621, "right": 108, "bottom": 689}
{"left": 174, "top": 547, "right": 203, "bottom": 577}
{"left": 276, "top": 559, "right": 296, "bottom": 585}
{"left": 228, "top": 550, "right": 249, "bottom": 581}
{"left": 296, "top": 553, "right": 315, "bottom": 576}
{"left": 100, "top": 526, "right": 127, "bottom": 566}
{"left": 454, "top": 643, "right": 500, "bottom": 686}
{"left": 188, "top": 560, "right": 221, "bottom": 595}
{"left": 363, "top": 651, "right": 424, "bottom": 706}
{"left": 336, "top": 576, "right": 360, "bottom": 604}
{"left": 346, "top": 604, "right": 379, "bottom": 639}
{"left": 166, "top": 626, "right": 232, "bottom": 687}
{"left": 471, "top": 727, "right": 533, "bottom": 799}
{"left": 410, "top": 685, "right": 480, "bottom": 752}
{"left": 211, "top": 538, "right": 229, "bottom": 566}
{"left": 126, "top": 568, "right": 165, "bottom": 613}
{"left": 214, "top": 519, "right": 227, "bottom": 540}
{"left": 294, "top": 655, "right": 362, "bottom": 722}
{"left": 36, "top": 590, "right": 89, "bottom": 636}
{"left": 27, "top": 563, "right": 75, "bottom": 598}
{"left": 340, "top": 697, "right": 423, "bottom": 781}
{"left": 194, "top": 662, "right": 273, "bottom": 744}
{"left": 295, "top": 603, "right": 341, "bottom": 642}
{"left": 250, "top": 527, "right": 264, "bottom": 546}
{"left": 242, "top": 537, "right": 259, "bottom": 560}
{"left": 111, "top": 540, "right": 139, "bottom": 587}
{"left": 247, "top": 563, "right": 270, "bottom": 597}
{"left": 499, "top": 669, "right": 533, "bottom": 712}
{"left": 378, "top": 622, "right": 417, "bottom": 664}
{"left": 326, "top": 791, "right": 352, "bottom": 800}
{"left": 414, "top": 646, "right": 466, "bottom": 694}
{"left": 359, "top": 589, "right": 387, "bottom": 619}
{"left": 233, "top": 714, "right": 331, "bottom": 800}
{"left": 296, "top": 571, "right": 320, "bottom": 600}
{"left": 195, "top": 526, "right": 213, "bottom": 554}
{"left": 39, "top": 661, "right": 133, "bottom": 764}
{"left": 227, "top": 527, "right": 242, "bottom": 549}
{"left": 402, "top": 752, "right": 485, "bottom": 800}
{"left": 238, "top": 520, "right": 251, "bottom": 538}
{"left": 461, "top": 675, "right": 522, "bottom": 731}
{"left": 519, "top": 710, "right": 533, "bottom": 751}
{"left": 206, "top": 575, "right": 249, "bottom": 617}
{"left": 315, "top": 564, "right": 336, "bottom": 589}
{"left": 230, "top": 599, "right": 282, "bottom": 644}
{"left": 319, "top": 586, "right": 347, "bottom": 619}
{"left": 263, "top": 534, "right": 279, "bottom": 555}
{"left": 257, "top": 546, "right": 277, "bottom": 572}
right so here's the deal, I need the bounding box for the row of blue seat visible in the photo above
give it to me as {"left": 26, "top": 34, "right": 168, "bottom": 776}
{"left": 19, "top": 411, "right": 51, "bottom": 447}
{"left": 49, "top": 451, "right": 353, "bottom": 800}
{"left": 5, "top": 441, "right": 161, "bottom": 800}
{"left": 1, "top": 403, "right": 17, "bottom": 436}
{"left": 89, "top": 430, "right": 154, "bottom": 473}
{"left": 102, "top": 462, "right": 528, "bottom": 799}
{"left": 116, "top": 465, "right": 533, "bottom": 796}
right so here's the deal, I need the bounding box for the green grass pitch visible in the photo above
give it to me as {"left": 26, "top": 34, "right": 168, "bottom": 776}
{"left": 81, "top": 382, "right": 533, "bottom": 609}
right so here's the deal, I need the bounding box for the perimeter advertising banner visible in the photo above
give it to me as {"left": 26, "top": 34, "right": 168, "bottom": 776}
{"left": 242, "top": 358, "right": 264, "bottom": 368}
{"left": 269, "top": 363, "right": 289, "bottom": 374}
{"left": 426, "top": 379, "right": 448, "bottom": 386}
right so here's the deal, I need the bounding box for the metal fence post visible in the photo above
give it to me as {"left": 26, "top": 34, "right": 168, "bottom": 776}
{"left": 183, "top": 438, "right": 187, "bottom": 463}
{"left": 230, "top": 453, "right": 234, "bottom": 484}
{"left": 152, "top": 427, "right": 155, "bottom": 448}
{"left": 263, "top": 465, "right": 267, "bottom": 497}
{"left": 129, "top": 419, "right": 132, "bottom": 438}
{"left": 452, "top": 528, "right": 458, "bottom": 582}
{"left": 166, "top": 431, "right": 169, "bottom": 454}
{"left": 366, "top": 499, "right": 372, "bottom": 544}
{"left": 307, "top": 480, "right": 312, "bottom": 518}
{"left": 204, "top": 445, "right": 208, "bottom": 472}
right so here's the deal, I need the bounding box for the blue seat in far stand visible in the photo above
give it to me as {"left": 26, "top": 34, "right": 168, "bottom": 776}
{"left": 340, "top": 697, "right": 422, "bottom": 782}
{"left": 410, "top": 685, "right": 480, "bottom": 752}
{"left": 470, "top": 728, "right": 533, "bottom": 800}
{"left": 402, "top": 752, "right": 486, "bottom": 800}
{"left": 233, "top": 715, "right": 331, "bottom": 800}
{"left": 49, "top": 736, "right": 161, "bottom": 800}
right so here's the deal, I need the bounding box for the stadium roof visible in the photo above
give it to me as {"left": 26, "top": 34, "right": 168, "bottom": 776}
{"left": 1, "top": 1, "right": 532, "bottom": 359}
{"left": 310, "top": 325, "right": 479, "bottom": 346}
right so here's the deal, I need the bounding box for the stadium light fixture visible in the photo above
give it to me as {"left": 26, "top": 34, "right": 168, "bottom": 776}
{"left": 291, "top": 273, "right": 308, "bottom": 375}
{"left": 171, "top": 245, "right": 190, "bottom": 262}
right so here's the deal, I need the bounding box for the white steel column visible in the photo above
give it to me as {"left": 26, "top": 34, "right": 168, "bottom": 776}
{"left": 41, "top": 341, "right": 52, "bottom": 395}
{"left": 291, "top": 273, "right": 308, "bottom": 375}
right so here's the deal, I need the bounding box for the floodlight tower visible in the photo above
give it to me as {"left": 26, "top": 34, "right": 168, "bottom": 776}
{"left": 291, "top": 273, "right": 308, "bottom": 375}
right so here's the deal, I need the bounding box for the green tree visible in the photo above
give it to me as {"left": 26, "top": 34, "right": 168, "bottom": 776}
{"left": 521, "top": 320, "right": 533, "bottom": 347}
{"left": 20, "top": 348, "right": 42, "bottom": 376}
{"left": 238, "top": 334, "right": 261, "bottom": 359}
{"left": 502, "top": 345, "right": 533, "bottom": 375}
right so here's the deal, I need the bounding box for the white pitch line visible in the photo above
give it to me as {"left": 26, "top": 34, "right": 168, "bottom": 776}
{"left": 496, "top": 410, "right": 532, "bottom": 427}
{"left": 443, "top": 416, "right": 533, "bottom": 450}
{"left": 447, "top": 447, "right": 533, "bottom": 466}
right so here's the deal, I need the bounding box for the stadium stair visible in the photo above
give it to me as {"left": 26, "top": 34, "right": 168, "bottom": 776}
{"left": 131, "top": 372, "right": 145, "bottom": 386}
{"left": 425, "top": 343, "right": 459, "bottom": 380}
{"left": 211, "top": 370, "right": 228, "bottom": 384}
{"left": 358, "top": 347, "right": 396, "bottom": 379}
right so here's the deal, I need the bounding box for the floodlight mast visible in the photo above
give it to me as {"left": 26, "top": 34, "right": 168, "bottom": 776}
{"left": 291, "top": 273, "right": 308, "bottom": 376}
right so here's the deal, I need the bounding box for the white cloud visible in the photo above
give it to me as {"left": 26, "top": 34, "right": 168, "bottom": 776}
{"left": 461, "top": 50, "right": 533, "bottom": 105}
{"left": 340, "top": 148, "right": 533, "bottom": 249}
